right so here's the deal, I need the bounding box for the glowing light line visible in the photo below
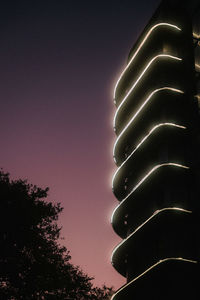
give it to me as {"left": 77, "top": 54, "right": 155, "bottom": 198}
{"left": 112, "top": 122, "right": 186, "bottom": 187}
{"left": 195, "top": 63, "right": 200, "bottom": 70}
{"left": 111, "top": 207, "right": 191, "bottom": 263}
{"left": 111, "top": 163, "right": 189, "bottom": 223}
{"left": 113, "top": 87, "right": 184, "bottom": 159}
{"left": 195, "top": 95, "right": 200, "bottom": 101}
{"left": 116, "top": 163, "right": 188, "bottom": 201}
{"left": 114, "top": 23, "right": 181, "bottom": 99}
{"left": 193, "top": 32, "right": 200, "bottom": 39}
{"left": 113, "top": 54, "right": 182, "bottom": 129}
{"left": 111, "top": 257, "right": 197, "bottom": 300}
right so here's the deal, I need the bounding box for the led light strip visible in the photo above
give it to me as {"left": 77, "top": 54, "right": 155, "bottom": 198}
{"left": 113, "top": 54, "right": 182, "bottom": 129}
{"left": 112, "top": 123, "right": 186, "bottom": 188}
{"left": 111, "top": 257, "right": 197, "bottom": 300}
{"left": 195, "top": 63, "right": 200, "bottom": 70}
{"left": 111, "top": 207, "right": 191, "bottom": 263}
{"left": 111, "top": 163, "right": 189, "bottom": 223}
{"left": 113, "top": 87, "right": 184, "bottom": 160}
{"left": 195, "top": 95, "right": 200, "bottom": 101}
{"left": 193, "top": 32, "right": 200, "bottom": 39}
{"left": 114, "top": 23, "right": 181, "bottom": 99}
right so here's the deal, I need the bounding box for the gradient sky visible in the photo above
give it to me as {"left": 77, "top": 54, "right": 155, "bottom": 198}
{"left": 0, "top": 0, "right": 160, "bottom": 290}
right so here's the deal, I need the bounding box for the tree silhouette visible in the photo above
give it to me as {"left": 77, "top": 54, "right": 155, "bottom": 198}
{"left": 0, "top": 170, "right": 114, "bottom": 299}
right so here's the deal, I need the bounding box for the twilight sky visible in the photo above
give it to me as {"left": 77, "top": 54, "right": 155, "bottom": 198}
{"left": 0, "top": 0, "right": 160, "bottom": 289}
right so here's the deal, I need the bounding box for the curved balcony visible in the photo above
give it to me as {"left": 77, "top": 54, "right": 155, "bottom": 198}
{"left": 111, "top": 164, "right": 190, "bottom": 239}
{"left": 114, "top": 23, "right": 182, "bottom": 103}
{"left": 111, "top": 208, "right": 195, "bottom": 278}
{"left": 113, "top": 125, "right": 188, "bottom": 200}
{"left": 111, "top": 258, "right": 198, "bottom": 300}
{"left": 114, "top": 55, "right": 184, "bottom": 134}
{"left": 113, "top": 89, "right": 186, "bottom": 165}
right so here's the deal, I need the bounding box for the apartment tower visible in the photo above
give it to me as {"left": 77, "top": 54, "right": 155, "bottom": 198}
{"left": 111, "top": 0, "right": 200, "bottom": 299}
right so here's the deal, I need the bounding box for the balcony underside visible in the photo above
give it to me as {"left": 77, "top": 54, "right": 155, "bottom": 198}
{"left": 112, "top": 259, "right": 199, "bottom": 300}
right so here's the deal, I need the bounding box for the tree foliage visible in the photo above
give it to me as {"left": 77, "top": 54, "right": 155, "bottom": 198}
{"left": 0, "top": 170, "right": 114, "bottom": 299}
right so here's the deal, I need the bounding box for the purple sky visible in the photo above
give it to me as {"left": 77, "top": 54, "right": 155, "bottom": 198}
{"left": 0, "top": 0, "right": 160, "bottom": 289}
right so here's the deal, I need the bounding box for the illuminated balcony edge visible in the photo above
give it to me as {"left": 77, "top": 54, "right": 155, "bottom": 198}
{"left": 113, "top": 54, "right": 182, "bottom": 129}
{"left": 112, "top": 124, "right": 186, "bottom": 189}
{"left": 193, "top": 32, "right": 200, "bottom": 39}
{"left": 111, "top": 207, "right": 192, "bottom": 266}
{"left": 114, "top": 23, "right": 181, "bottom": 99}
{"left": 113, "top": 87, "right": 184, "bottom": 160}
{"left": 195, "top": 95, "right": 200, "bottom": 101}
{"left": 111, "top": 163, "right": 189, "bottom": 224}
{"left": 111, "top": 257, "right": 197, "bottom": 300}
{"left": 195, "top": 63, "right": 200, "bottom": 70}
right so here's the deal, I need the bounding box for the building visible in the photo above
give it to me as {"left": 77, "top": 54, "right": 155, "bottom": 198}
{"left": 111, "top": 1, "right": 200, "bottom": 299}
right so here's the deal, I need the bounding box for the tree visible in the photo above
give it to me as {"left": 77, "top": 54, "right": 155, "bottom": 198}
{"left": 0, "top": 170, "right": 114, "bottom": 299}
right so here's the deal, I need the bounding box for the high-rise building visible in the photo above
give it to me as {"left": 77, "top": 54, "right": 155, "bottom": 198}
{"left": 111, "top": 1, "right": 200, "bottom": 299}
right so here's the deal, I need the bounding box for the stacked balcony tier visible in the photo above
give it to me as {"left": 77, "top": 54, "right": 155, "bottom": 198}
{"left": 111, "top": 5, "right": 199, "bottom": 300}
